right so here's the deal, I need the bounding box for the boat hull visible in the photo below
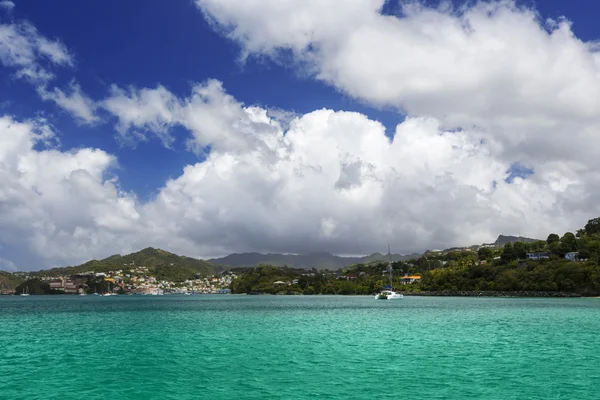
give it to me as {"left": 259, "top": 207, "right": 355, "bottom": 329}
{"left": 374, "top": 291, "right": 403, "bottom": 300}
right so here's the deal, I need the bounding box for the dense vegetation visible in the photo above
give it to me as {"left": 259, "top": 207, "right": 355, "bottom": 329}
{"left": 230, "top": 218, "right": 600, "bottom": 296}
{"left": 230, "top": 262, "right": 421, "bottom": 295}
{"left": 15, "top": 279, "right": 63, "bottom": 295}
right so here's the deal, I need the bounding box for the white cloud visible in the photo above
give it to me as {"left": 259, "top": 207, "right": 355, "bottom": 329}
{"left": 102, "top": 84, "right": 179, "bottom": 147}
{"left": 195, "top": 0, "right": 600, "bottom": 167}
{"left": 101, "top": 82, "right": 596, "bottom": 260}
{"left": 38, "top": 81, "right": 99, "bottom": 124}
{"left": 2, "top": 77, "right": 598, "bottom": 269}
{"left": 0, "top": 15, "right": 96, "bottom": 128}
{"left": 0, "top": 20, "right": 73, "bottom": 82}
{"left": 0, "top": 116, "right": 141, "bottom": 268}
{"left": 102, "top": 79, "right": 282, "bottom": 153}
{"left": 186, "top": 1, "right": 600, "bottom": 233}
{"left": 0, "top": 1, "right": 15, "bottom": 11}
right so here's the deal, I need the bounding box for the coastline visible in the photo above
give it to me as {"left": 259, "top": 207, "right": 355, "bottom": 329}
{"left": 246, "top": 291, "right": 587, "bottom": 298}
{"left": 402, "top": 291, "right": 582, "bottom": 298}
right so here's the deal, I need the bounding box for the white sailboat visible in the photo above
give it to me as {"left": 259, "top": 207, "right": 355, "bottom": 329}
{"left": 101, "top": 281, "right": 114, "bottom": 296}
{"left": 375, "top": 245, "right": 403, "bottom": 300}
{"left": 20, "top": 286, "right": 30, "bottom": 296}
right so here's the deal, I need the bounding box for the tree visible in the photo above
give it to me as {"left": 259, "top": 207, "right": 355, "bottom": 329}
{"left": 584, "top": 217, "right": 600, "bottom": 236}
{"left": 560, "top": 232, "right": 578, "bottom": 253}
{"left": 530, "top": 241, "right": 546, "bottom": 251}
{"left": 547, "top": 233, "right": 560, "bottom": 245}
{"left": 513, "top": 241, "right": 528, "bottom": 259}
{"left": 478, "top": 247, "right": 493, "bottom": 261}
{"left": 15, "top": 279, "right": 53, "bottom": 295}
{"left": 501, "top": 242, "right": 517, "bottom": 262}
{"left": 588, "top": 240, "right": 600, "bottom": 267}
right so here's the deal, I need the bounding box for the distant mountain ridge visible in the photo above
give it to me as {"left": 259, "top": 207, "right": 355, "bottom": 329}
{"left": 490, "top": 235, "right": 540, "bottom": 246}
{"left": 15, "top": 234, "right": 542, "bottom": 275}
{"left": 208, "top": 251, "right": 421, "bottom": 270}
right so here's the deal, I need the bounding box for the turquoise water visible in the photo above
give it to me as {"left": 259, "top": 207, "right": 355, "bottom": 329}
{"left": 1, "top": 295, "right": 599, "bottom": 399}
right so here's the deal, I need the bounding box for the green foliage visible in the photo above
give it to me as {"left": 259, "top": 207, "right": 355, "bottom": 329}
{"left": 231, "top": 261, "right": 421, "bottom": 295}
{"left": 477, "top": 247, "right": 493, "bottom": 261}
{"left": 500, "top": 243, "right": 517, "bottom": 262}
{"left": 15, "top": 279, "right": 62, "bottom": 295}
{"left": 513, "top": 241, "right": 529, "bottom": 259}
{"left": 420, "top": 259, "right": 600, "bottom": 295}
{"left": 547, "top": 233, "right": 560, "bottom": 245}
{"left": 584, "top": 218, "right": 600, "bottom": 236}
{"left": 153, "top": 264, "right": 197, "bottom": 282}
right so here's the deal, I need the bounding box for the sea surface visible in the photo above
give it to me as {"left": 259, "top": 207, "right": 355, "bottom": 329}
{"left": 1, "top": 295, "right": 599, "bottom": 399}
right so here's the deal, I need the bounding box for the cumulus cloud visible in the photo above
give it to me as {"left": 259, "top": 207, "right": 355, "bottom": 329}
{"left": 0, "top": 116, "right": 141, "bottom": 269}
{"left": 186, "top": 1, "right": 600, "bottom": 234}
{"left": 0, "top": 19, "right": 72, "bottom": 82}
{"left": 38, "top": 81, "right": 99, "bottom": 124}
{"left": 195, "top": 1, "right": 600, "bottom": 165}
{"left": 101, "top": 82, "right": 596, "bottom": 260}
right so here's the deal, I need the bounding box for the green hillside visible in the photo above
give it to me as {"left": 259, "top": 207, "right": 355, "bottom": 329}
{"left": 28, "top": 247, "right": 220, "bottom": 279}
{"left": 0, "top": 270, "right": 23, "bottom": 290}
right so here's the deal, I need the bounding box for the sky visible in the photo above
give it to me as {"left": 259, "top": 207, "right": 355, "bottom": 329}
{"left": 1, "top": 0, "right": 600, "bottom": 271}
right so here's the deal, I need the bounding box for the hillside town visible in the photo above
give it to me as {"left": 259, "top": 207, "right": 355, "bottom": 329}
{"left": 4, "top": 266, "right": 234, "bottom": 295}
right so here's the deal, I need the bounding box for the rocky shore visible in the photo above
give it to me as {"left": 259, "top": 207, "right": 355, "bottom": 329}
{"left": 403, "top": 291, "right": 582, "bottom": 298}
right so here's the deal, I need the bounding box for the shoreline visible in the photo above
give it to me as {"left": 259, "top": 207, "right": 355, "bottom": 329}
{"left": 401, "top": 291, "right": 582, "bottom": 298}
{"left": 2, "top": 291, "right": 593, "bottom": 298}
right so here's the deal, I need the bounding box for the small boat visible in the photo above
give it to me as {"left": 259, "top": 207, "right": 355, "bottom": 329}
{"left": 375, "top": 245, "right": 403, "bottom": 300}
{"left": 375, "top": 290, "right": 403, "bottom": 300}
{"left": 20, "top": 286, "right": 30, "bottom": 296}
{"left": 101, "top": 282, "right": 115, "bottom": 296}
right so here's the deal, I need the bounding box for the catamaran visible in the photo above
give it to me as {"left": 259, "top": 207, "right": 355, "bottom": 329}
{"left": 375, "top": 245, "right": 403, "bottom": 300}
{"left": 20, "top": 286, "right": 30, "bottom": 296}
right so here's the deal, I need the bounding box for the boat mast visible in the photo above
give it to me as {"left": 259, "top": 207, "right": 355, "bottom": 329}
{"left": 388, "top": 244, "right": 393, "bottom": 289}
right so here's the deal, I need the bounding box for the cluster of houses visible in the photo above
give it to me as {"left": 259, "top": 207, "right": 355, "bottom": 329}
{"left": 16, "top": 266, "right": 235, "bottom": 295}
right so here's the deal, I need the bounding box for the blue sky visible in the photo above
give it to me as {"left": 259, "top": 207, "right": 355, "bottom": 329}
{"left": 2, "top": 0, "right": 408, "bottom": 200}
{"left": 2, "top": 0, "right": 600, "bottom": 269}
{"left": 5, "top": 0, "right": 596, "bottom": 200}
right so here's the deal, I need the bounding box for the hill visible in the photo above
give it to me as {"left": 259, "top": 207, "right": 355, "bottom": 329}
{"left": 208, "top": 251, "right": 420, "bottom": 270}
{"left": 0, "top": 270, "right": 23, "bottom": 290}
{"left": 490, "top": 235, "right": 540, "bottom": 246}
{"left": 28, "top": 247, "right": 220, "bottom": 279}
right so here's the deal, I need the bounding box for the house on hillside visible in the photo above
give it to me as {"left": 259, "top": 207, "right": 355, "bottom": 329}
{"left": 400, "top": 275, "right": 421, "bottom": 285}
{"left": 565, "top": 252, "right": 579, "bottom": 261}
{"left": 526, "top": 252, "right": 550, "bottom": 260}
{"left": 49, "top": 279, "right": 64, "bottom": 291}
